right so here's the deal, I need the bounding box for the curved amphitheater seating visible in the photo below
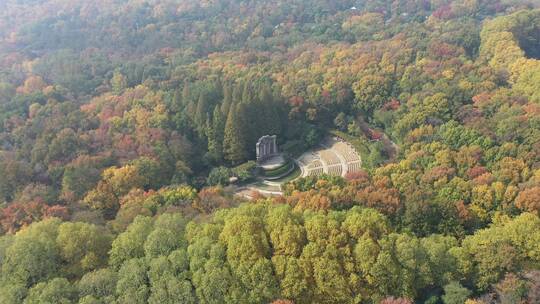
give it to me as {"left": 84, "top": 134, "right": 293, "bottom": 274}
{"left": 308, "top": 167, "right": 324, "bottom": 176}
{"left": 334, "top": 142, "right": 360, "bottom": 162}
{"left": 319, "top": 150, "right": 340, "bottom": 165}
{"left": 347, "top": 161, "right": 362, "bottom": 173}
{"left": 307, "top": 160, "right": 323, "bottom": 169}
{"left": 298, "top": 152, "right": 317, "bottom": 165}
{"left": 297, "top": 137, "right": 363, "bottom": 177}
{"left": 327, "top": 165, "right": 342, "bottom": 176}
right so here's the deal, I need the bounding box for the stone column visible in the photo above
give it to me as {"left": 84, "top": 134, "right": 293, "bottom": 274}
{"left": 256, "top": 141, "right": 262, "bottom": 161}
{"left": 266, "top": 141, "right": 271, "bottom": 155}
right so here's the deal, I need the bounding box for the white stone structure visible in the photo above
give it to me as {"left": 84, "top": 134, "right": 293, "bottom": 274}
{"left": 256, "top": 135, "right": 279, "bottom": 163}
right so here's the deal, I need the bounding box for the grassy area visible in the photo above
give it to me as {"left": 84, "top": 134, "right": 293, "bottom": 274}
{"left": 263, "top": 160, "right": 293, "bottom": 178}
{"left": 271, "top": 165, "right": 301, "bottom": 184}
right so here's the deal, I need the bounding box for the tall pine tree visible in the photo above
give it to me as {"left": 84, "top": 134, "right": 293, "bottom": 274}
{"left": 195, "top": 92, "right": 209, "bottom": 133}
{"left": 221, "top": 82, "right": 233, "bottom": 116}
{"left": 181, "top": 81, "right": 191, "bottom": 106}
{"left": 223, "top": 103, "right": 248, "bottom": 164}
{"left": 206, "top": 106, "right": 225, "bottom": 163}
{"left": 259, "top": 84, "right": 282, "bottom": 136}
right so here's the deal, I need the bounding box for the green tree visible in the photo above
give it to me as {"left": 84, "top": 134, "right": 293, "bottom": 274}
{"left": 442, "top": 281, "right": 471, "bottom": 304}
{"left": 23, "top": 278, "right": 77, "bottom": 304}
{"left": 207, "top": 167, "right": 231, "bottom": 186}
{"left": 130, "top": 157, "right": 168, "bottom": 190}
{"left": 187, "top": 220, "right": 235, "bottom": 304}
{"left": 223, "top": 103, "right": 248, "bottom": 164}
{"left": 334, "top": 112, "right": 348, "bottom": 131}
{"left": 109, "top": 216, "right": 154, "bottom": 268}
{"left": 195, "top": 92, "right": 210, "bottom": 131}
{"left": 111, "top": 70, "right": 128, "bottom": 94}
{"left": 78, "top": 268, "right": 117, "bottom": 301}
{"left": 147, "top": 250, "right": 196, "bottom": 304}
{"left": 353, "top": 74, "right": 391, "bottom": 116}
{"left": 0, "top": 283, "right": 27, "bottom": 304}
{"left": 1, "top": 219, "right": 62, "bottom": 287}
{"left": 219, "top": 205, "right": 279, "bottom": 303}
{"left": 61, "top": 155, "right": 111, "bottom": 202}
{"left": 56, "top": 222, "right": 113, "bottom": 278}
{"left": 207, "top": 106, "right": 225, "bottom": 162}
{"left": 144, "top": 228, "right": 179, "bottom": 259}
{"left": 116, "top": 258, "right": 149, "bottom": 304}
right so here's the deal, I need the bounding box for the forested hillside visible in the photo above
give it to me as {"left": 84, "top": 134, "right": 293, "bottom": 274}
{"left": 0, "top": 0, "right": 539, "bottom": 303}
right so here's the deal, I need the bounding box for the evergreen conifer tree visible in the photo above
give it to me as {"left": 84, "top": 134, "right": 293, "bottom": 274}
{"left": 221, "top": 83, "right": 233, "bottom": 116}
{"left": 207, "top": 106, "right": 224, "bottom": 162}
{"left": 223, "top": 103, "right": 248, "bottom": 164}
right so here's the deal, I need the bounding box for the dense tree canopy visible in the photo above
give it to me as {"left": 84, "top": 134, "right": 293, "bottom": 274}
{"left": 1, "top": 204, "right": 540, "bottom": 303}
